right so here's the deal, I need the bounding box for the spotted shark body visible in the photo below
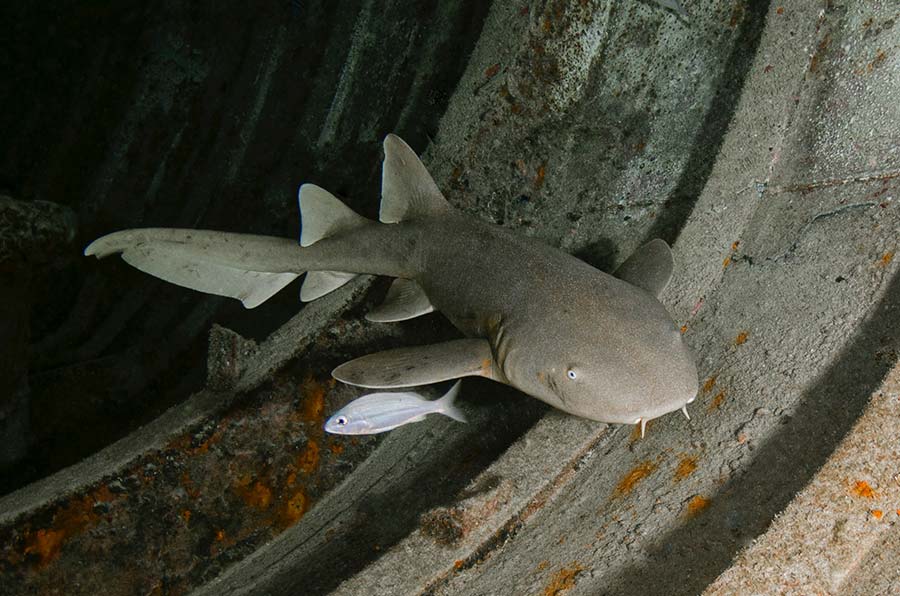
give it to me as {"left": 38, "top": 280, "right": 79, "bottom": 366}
{"left": 85, "top": 134, "right": 698, "bottom": 430}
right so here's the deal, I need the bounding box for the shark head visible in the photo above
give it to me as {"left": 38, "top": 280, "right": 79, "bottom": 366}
{"left": 496, "top": 271, "right": 699, "bottom": 430}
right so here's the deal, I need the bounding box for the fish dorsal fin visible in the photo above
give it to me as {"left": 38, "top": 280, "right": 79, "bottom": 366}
{"left": 298, "top": 184, "right": 367, "bottom": 300}
{"left": 299, "top": 183, "right": 368, "bottom": 247}
{"left": 332, "top": 339, "right": 502, "bottom": 389}
{"left": 366, "top": 278, "right": 435, "bottom": 322}
{"left": 379, "top": 134, "right": 450, "bottom": 223}
{"left": 613, "top": 239, "right": 674, "bottom": 297}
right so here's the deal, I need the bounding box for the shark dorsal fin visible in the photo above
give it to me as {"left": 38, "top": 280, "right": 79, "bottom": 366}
{"left": 298, "top": 184, "right": 368, "bottom": 300}
{"left": 613, "top": 239, "right": 674, "bottom": 297}
{"left": 379, "top": 134, "right": 450, "bottom": 223}
{"left": 299, "top": 184, "right": 368, "bottom": 247}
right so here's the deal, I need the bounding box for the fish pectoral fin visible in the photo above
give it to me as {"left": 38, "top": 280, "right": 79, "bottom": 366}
{"left": 366, "top": 278, "right": 435, "bottom": 322}
{"left": 333, "top": 339, "right": 497, "bottom": 389}
{"left": 379, "top": 134, "right": 451, "bottom": 224}
{"left": 613, "top": 238, "right": 674, "bottom": 298}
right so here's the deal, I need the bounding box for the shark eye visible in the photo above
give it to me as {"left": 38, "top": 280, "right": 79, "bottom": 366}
{"left": 336, "top": 416, "right": 348, "bottom": 426}
{"left": 566, "top": 369, "right": 577, "bottom": 380}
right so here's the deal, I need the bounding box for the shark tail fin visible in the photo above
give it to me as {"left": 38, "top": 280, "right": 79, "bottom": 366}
{"left": 435, "top": 380, "right": 467, "bottom": 423}
{"left": 379, "top": 134, "right": 451, "bottom": 224}
{"left": 298, "top": 184, "right": 368, "bottom": 301}
{"left": 84, "top": 229, "right": 301, "bottom": 309}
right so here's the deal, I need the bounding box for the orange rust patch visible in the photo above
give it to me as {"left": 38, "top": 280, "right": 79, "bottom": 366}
{"left": 181, "top": 510, "right": 192, "bottom": 525}
{"left": 454, "top": 559, "right": 464, "bottom": 569}
{"left": 680, "top": 324, "right": 688, "bottom": 334}
{"left": 735, "top": 331, "right": 749, "bottom": 345}
{"left": 614, "top": 461, "right": 657, "bottom": 497}
{"left": 871, "top": 509, "right": 883, "bottom": 519}
{"left": 731, "top": 240, "right": 740, "bottom": 251}
{"left": 298, "top": 376, "right": 330, "bottom": 422}
{"left": 776, "top": 6, "right": 784, "bottom": 15}
{"left": 852, "top": 480, "right": 876, "bottom": 499}
{"left": 297, "top": 440, "right": 320, "bottom": 474}
{"left": 686, "top": 495, "right": 710, "bottom": 517}
{"left": 329, "top": 442, "right": 344, "bottom": 455}
{"left": 534, "top": 164, "right": 546, "bottom": 189}
{"left": 708, "top": 391, "right": 726, "bottom": 412}
{"left": 543, "top": 563, "right": 585, "bottom": 596}
{"left": 722, "top": 256, "right": 731, "bottom": 269}
{"left": 23, "top": 529, "right": 66, "bottom": 565}
{"left": 536, "top": 560, "right": 550, "bottom": 571}
{"left": 278, "top": 490, "right": 309, "bottom": 528}
{"left": 484, "top": 63, "right": 500, "bottom": 78}
{"left": 238, "top": 480, "right": 273, "bottom": 510}
{"left": 675, "top": 455, "right": 698, "bottom": 481}
{"left": 215, "top": 529, "right": 226, "bottom": 542}
{"left": 880, "top": 251, "right": 894, "bottom": 266}
{"left": 481, "top": 358, "right": 492, "bottom": 375}
{"left": 21, "top": 484, "right": 119, "bottom": 567}
{"left": 701, "top": 376, "right": 718, "bottom": 394}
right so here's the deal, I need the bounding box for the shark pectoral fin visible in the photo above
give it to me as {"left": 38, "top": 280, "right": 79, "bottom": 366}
{"left": 379, "top": 134, "right": 451, "bottom": 224}
{"left": 366, "top": 278, "right": 435, "bottom": 322}
{"left": 613, "top": 238, "right": 674, "bottom": 297}
{"left": 332, "top": 339, "right": 497, "bottom": 389}
{"left": 119, "top": 243, "right": 298, "bottom": 309}
{"left": 301, "top": 270, "right": 358, "bottom": 302}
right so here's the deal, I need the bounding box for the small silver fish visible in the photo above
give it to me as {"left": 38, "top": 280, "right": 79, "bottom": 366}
{"left": 324, "top": 380, "right": 466, "bottom": 435}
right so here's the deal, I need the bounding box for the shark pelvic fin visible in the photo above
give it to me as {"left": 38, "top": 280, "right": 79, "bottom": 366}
{"left": 366, "top": 278, "right": 435, "bottom": 322}
{"left": 333, "top": 339, "right": 500, "bottom": 389}
{"left": 379, "top": 134, "right": 451, "bottom": 224}
{"left": 298, "top": 184, "right": 367, "bottom": 301}
{"left": 613, "top": 239, "right": 674, "bottom": 298}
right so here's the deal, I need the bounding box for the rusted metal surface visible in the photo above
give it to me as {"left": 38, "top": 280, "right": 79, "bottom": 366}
{"left": 0, "top": 353, "right": 378, "bottom": 595}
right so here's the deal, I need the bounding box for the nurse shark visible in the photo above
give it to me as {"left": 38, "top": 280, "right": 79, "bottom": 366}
{"left": 85, "top": 134, "right": 698, "bottom": 436}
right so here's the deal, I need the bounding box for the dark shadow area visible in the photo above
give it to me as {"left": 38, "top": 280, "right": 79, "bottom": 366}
{"left": 643, "top": 0, "right": 772, "bottom": 246}
{"left": 257, "top": 379, "right": 549, "bottom": 596}
{"left": 605, "top": 267, "right": 900, "bottom": 596}
{"left": 574, "top": 237, "right": 619, "bottom": 273}
{"left": 0, "top": 0, "right": 491, "bottom": 494}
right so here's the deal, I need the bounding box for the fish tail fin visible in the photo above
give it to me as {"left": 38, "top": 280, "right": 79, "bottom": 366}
{"left": 84, "top": 229, "right": 302, "bottom": 309}
{"left": 435, "top": 380, "right": 467, "bottom": 423}
{"left": 298, "top": 183, "right": 369, "bottom": 301}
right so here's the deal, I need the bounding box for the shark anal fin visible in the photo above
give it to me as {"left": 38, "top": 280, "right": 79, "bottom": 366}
{"left": 613, "top": 238, "right": 674, "bottom": 297}
{"left": 301, "top": 270, "right": 358, "bottom": 302}
{"left": 379, "top": 134, "right": 450, "bottom": 224}
{"left": 333, "top": 339, "right": 499, "bottom": 389}
{"left": 366, "top": 278, "right": 435, "bottom": 322}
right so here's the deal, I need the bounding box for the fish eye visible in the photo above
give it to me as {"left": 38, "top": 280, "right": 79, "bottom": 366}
{"left": 566, "top": 369, "right": 577, "bottom": 380}
{"left": 336, "top": 416, "right": 348, "bottom": 426}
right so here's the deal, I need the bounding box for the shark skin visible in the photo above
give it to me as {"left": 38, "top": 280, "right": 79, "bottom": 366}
{"left": 85, "top": 134, "right": 698, "bottom": 428}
